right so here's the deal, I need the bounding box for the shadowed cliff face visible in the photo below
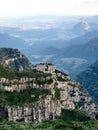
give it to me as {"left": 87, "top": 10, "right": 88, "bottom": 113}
{"left": 0, "top": 67, "right": 97, "bottom": 122}
{"left": 0, "top": 106, "right": 8, "bottom": 118}
{"left": 76, "top": 60, "right": 98, "bottom": 104}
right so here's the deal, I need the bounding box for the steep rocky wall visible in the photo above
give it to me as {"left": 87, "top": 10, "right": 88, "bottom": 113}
{"left": 0, "top": 71, "right": 98, "bottom": 122}
{"left": 0, "top": 77, "right": 52, "bottom": 91}
{"left": 8, "top": 96, "right": 61, "bottom": 122}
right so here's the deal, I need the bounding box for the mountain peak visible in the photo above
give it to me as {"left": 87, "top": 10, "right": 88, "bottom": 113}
{"left": 73, "top": 20, "right": 90, "bottom": 35}
{"left": 0, "top": 48, "right": 34, "bottom": 72}
{"left": 75, "top": 20, "right": 90, "bottom": 30}
{"left": 77, "top": 20, "right": 90, "bottom": 30}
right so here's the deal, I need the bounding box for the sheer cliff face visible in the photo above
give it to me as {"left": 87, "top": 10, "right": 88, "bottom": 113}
{"left": 0, "top": 70, "right": 97, "bottom": 122}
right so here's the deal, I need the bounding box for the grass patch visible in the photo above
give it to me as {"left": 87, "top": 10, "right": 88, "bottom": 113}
{"left": 0, "top": 119, "right": 98, "bottom": 130}
{"left": 53, "top": 84, "right": 61, "bottom": 100}
{"left": 0, "top": 88, "right": 51, "bottom": 106}
{"left": 0, "top": 64, "right": 52, "bottom": 80}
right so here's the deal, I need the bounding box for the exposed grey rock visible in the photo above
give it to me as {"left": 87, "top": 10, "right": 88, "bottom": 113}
{"left": 0, "top": 68, "right": 98, "bottom": 122}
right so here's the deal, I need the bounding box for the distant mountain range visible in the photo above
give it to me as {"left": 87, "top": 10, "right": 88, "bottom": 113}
{"left": 0, "top": 16, "right": 98, "bottom": 78}
{"left": 25, "top": 34, "right": 98, "bottom": 77}
{"left": 76, "top": 60, "right": 98, "bottom": 104}
{"left": 0, "top": 32, "right": 27, "bottom": 49}
{"left": 62, "top": 29, "right": 98, "bottom": 47}
{"left": 25, "top": 29, "right": 98, "bottom": 56}
{"left": 54, "top": 37, "right": 98, "bottom": 77}
{"left": 60, "top": 37, "right": 98, "bottom": 60}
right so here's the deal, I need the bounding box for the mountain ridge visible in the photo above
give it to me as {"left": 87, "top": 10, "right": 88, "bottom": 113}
{"left": 0, "top": 48, "right": 33, "bottom": 72}
{"left": 76, "top": 60, "right": 98, "bottom": 104}
{"left": 0, "top": 32, "right": 27, "bottom": 49}
{"left": 0, "top": 48, "right": 97, "bottom": 122}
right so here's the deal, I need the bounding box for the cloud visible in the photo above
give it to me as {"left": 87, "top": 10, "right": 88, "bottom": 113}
{"left": 0, "top": 0, "right": 98, "bottom": 17}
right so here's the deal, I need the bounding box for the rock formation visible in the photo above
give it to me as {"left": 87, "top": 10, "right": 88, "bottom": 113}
{"left": 0, "top": 68, "right": 97, "bottom": 122}
{"left": 0, "top": 48, "right": 33, "bottom": 72}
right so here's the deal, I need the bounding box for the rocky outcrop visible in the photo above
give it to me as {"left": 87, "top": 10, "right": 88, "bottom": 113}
{"left": 0, "top": 69, "right": 97, "bottom": 122}
{"left": 0, "top": 48, "right": 33, "bottom": 72}
{"left": 8, "top": 96, "right": 61, "bottom": 122}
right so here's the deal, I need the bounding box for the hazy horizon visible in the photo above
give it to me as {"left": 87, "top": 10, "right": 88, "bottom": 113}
{"left": 0, "top": 0, "right": 98, "bottom": 18}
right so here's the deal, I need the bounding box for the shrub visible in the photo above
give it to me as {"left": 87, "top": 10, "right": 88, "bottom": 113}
{"left": 0, "top": 88, "right": 51, "bottom": 106}
{"left": 54, "top": 85, "right": 61, "bottom": 100}
{"left": 61, "top": 109, "right": 90, "bottom": 122}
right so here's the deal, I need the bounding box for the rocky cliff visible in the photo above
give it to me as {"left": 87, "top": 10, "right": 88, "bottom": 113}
{"left": 0, "top": 66, "right": 97, "bottom": 122}
{"left": 0, "top": 48, "right": 33, "bottom": 72}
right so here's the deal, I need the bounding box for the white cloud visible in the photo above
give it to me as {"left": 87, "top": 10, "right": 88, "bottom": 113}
{"left": 0, "top": 0, "right": 98, "bottom": 17}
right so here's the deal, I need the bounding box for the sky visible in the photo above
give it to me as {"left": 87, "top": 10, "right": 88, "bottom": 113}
{"left": 0, "top": 0, "right": 98, "bottom": 17}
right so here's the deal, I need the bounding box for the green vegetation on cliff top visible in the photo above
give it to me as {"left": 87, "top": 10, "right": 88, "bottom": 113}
{"left": 0, "top": 88, "right": 51, "bottom": 106}
{"left": 0, "top": 66, "right": 52, "bottom": 106}
{"left": 0, "top": 48, "right": 33, "bottom": 72}
{"left": 0, "top": 64, "right": 52, "bottom": 79}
